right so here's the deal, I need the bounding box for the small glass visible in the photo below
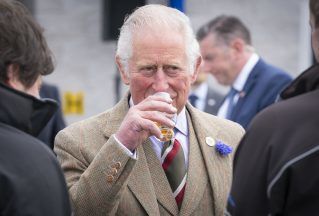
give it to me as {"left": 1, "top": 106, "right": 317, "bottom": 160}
{"left": 153, "top": 92, "right": 177, "bottom": 142}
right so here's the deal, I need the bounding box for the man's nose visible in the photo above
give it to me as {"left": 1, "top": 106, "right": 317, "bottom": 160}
{"left": 152, "top": 68, "right": 169, "bottom": 92}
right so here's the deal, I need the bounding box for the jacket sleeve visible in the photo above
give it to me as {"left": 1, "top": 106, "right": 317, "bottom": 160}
{"left": 54, "top": 125, "right": 137, "bottom": 216}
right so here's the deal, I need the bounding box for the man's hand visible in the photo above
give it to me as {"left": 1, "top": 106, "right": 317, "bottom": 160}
{"left": 115, "top": 94, "right": 177, "bottom": 151}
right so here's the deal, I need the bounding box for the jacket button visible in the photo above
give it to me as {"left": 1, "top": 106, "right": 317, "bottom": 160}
{"left": 111, "top": 168, "right": 118, "bottom": 175}
{"left": 112, "top": 162, "right": 121, "bottom": 170}
{"left": 106, "top": 175, "right": 114, "bottom": 183}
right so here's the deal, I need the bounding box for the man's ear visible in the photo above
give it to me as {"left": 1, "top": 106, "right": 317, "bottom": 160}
{"left": 6, "top": 64, "right": 24, "bottom": 90}
{"left": 230, "top": 38, "right": 245, "bottom": 54}
{"left": 115, "top": 56, "right": 130, "bottom": 85}
{"left": 190, "top": 56, "right": 202, "bottom": 84}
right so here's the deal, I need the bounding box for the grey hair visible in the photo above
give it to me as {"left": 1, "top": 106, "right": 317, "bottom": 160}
{"left": 197, "top": 15, "right": 252, "bottom": 49}
{"left": 116, "top": 4, "right": 200, "bottom": 75}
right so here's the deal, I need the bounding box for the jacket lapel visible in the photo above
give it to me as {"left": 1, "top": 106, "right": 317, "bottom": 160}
{"left": 127, "top": 144, "right": 160, "bottom": 215}
{"left": 179, "top": 111, "right": 208, "bottom": 216}
{"left": 231, "top": 60, "right": 262, "bottom": 120}
{"left": 143, "top": 139, "right": 179, "bottom": 215}
{"left": 187, "top": 104, "right": 233, "bottom": 216}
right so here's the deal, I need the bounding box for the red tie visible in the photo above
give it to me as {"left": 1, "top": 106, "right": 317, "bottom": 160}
{"left": 161, "top": 138, "right": 187, "bottom": 209}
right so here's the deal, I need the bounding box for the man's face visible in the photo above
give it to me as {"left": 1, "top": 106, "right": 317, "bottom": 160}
{"left": 199, "top": 33, "right": 237, "bottom": 86}
{"left": 120, "top": 29, "right": 199, "bottom": 113}
{"left": 310, "top": 14, "right": 319, "bottom": 62}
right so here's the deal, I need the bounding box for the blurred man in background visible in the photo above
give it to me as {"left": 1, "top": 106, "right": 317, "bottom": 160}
{"left": 198, "top": 15, "right": 292, "bottom": 128}
{"left": 227, "top": 0, "right": 319, "bottom": 214}
{"left": 0, "top": 0, "right": 71, "bottom": 215}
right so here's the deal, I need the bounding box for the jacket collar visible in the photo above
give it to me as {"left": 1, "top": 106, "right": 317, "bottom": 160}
{"left": 280, "top": 64, "right": 319, "bottom": 100}
{"left": 0, "top": 82, "right": 57, "bottom": 136}
{"left": 229, "top": 59, "right": 263, "bottom": 120}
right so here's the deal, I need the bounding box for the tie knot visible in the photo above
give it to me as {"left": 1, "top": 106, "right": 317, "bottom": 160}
{"left": 228, "top": 87, "right": 238, "bottom": 97}
{"left": 188, "top": 94, "right": 198, "bottom": 107}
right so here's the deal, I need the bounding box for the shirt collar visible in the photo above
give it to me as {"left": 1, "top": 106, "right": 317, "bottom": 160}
{"left": 129, "top": 96, "right": 188, "bottom": 136}
{"left": 233, "top": 53, "right": 259, "bottom": 91}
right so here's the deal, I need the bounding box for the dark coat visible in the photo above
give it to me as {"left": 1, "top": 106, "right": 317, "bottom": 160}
{"left": 227, "top": 58, "right": 292, "bottom": 129}
{"left": 0, "top": 83, "right": 71, "bottom": 216}
{"left": 38, "top": 83, "right": 66, "bottom": 149}
{"left": 227, "top": 64, "right": 319, "bottom": 215}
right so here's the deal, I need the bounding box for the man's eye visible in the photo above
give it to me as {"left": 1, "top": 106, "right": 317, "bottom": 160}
{"left": 140, "top": 66, "right": 156, "bottom": 76}
{"left": 164, "top": 65, "right": 180, "bottom": 76}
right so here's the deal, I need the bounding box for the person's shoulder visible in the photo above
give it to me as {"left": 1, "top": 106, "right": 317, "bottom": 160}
{"left": 190, "top": 107, "right": 245, "bottom": 140}
{"left": 57, "top": 94, "right": 129, "bottom": 141}
{"left": 246, "top": 90, "right": 314, "bottom": 132}
{"left": 247, "top": 90, "right": 319, "bottom": 176}
{"left": 60, "top": 110, "right": 111, "bottom": 134}
{"left": 261, "top": 88, "right": 319, "bottom": 117}
{"left": 59, "top": 99, "right": 127, "bottom": 138}
{"left": 258, "top": 58, "right": 292, "bottom": 80}
{"left": 194, "top": 107, "right": 241, "bottom": 126}
{"left": 0, "top": 122, "right": 57, "bottom": 160}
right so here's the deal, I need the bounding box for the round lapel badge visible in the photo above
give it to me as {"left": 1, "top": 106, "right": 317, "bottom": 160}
{"left": 205, "top": 137, "right": 215, "bottom": 147}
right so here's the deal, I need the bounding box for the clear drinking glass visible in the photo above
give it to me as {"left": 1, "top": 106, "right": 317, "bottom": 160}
{"left": 153, "top": 92, "right": 177, "bottom": 142}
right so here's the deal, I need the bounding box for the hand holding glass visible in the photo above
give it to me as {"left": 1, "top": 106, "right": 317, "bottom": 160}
{"left": 153, "top": 92, "right": 177, "bottom": 142}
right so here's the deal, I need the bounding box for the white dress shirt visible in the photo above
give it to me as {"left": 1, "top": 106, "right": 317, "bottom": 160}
{"left": 218, "top": 53, "right": 259, "bottom": 118}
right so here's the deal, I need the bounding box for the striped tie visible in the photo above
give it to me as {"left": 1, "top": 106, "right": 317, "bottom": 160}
{"left": 161, "top": 138, "right": 187, "bottom": 209}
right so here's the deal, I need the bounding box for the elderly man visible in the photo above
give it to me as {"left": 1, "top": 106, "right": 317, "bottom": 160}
{"left": 0, "top": 0, "right": 71, "bottom": 215}
{"left": 55, "top": 5, "right": 244, "bottom": 215}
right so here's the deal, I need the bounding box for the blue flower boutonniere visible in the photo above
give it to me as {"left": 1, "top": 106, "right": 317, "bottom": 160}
{"left": 205, "top": 137, "right": 233, "bottom": 156}
{"left": 215, "top": 140, "right": 233, "bottom": 156}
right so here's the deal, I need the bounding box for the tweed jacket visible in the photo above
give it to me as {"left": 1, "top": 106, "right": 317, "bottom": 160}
{"left": 54, "top": 93, "right": 244, "bottom": 216}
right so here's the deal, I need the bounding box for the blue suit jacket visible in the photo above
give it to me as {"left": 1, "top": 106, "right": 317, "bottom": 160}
{"left": 228, "top": 59, "right": 292, "bottom": 129}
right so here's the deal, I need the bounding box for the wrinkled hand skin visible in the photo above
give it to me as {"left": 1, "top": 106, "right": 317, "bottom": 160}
{"left": 115, "top": 94, "right": 177, "bottom": 151}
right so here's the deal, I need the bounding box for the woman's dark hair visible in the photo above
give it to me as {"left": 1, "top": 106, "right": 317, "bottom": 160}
{"left": 0, "top": 0, "right": 54, "bottom": 88}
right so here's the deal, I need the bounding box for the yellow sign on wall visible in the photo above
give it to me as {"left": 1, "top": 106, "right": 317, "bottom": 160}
{"left": 63, "top": 91, "right": 84, "bottom": 115}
